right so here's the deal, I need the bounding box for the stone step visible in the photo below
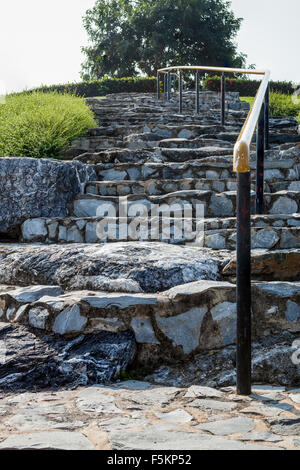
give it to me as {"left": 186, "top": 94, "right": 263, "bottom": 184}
{"left": 95, "top": 149, "right": 300, "bottom": 182}
{"left": 224, "top": 248, "right": 300, "bottom": 282}
{"left": 158, "top": 138, "right": 234, "bottom": 149}
{"left": 0, "top": 279, "right": 299, "bottom": 361}
{"left": 268, "top": 180, "right": 300, "bottom": 192}
{"left": 20, "top": 214, "right": 300, "bottom": 244}
{"left": 84, "top": 178, "right": 261, "bottom": 196}
{"left": 157, "top": 147, "right": 234, "bottom": 161}
{"left": 75, "top": 149, "right": 157, "bottom": 165}
{"left": 71, "top": 191, "right": 300, "bottom": 220}
{"left": 20, "top": 215, "right": 300, "bottom": 250}
{"left": 208, "top": 132, "right": 300, "bottom": 145}
{"left": 90, "top": 123, "right": 228, "bottom": 139}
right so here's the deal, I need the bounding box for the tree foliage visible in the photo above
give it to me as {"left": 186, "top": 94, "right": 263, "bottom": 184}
{"left": 81, "top": 0, "right": 246, "bottom": 79}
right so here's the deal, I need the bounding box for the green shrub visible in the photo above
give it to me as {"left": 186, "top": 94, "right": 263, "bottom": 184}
{"left": 15, "top": 77, "right": 157, "bottom": 98}
{"left": 204, "top": 76, "right": 296, "bottom": 97}
{"left": 241, "top": 93, "right": 300, "bottom": 120}
{"left": 269, "top": 93, "right": 300, "bottom": 118}
{"left": 0, "top": 92, "right": 96, "bottom": 159}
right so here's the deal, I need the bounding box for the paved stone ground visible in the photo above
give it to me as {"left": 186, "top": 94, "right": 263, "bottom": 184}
{"left": 0, "top": 381, "right": 299, "bottom": 450}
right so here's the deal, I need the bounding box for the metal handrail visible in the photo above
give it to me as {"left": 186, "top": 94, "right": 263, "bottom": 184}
{"left": 157, "top": 65, "right": 270, "bottom": 172}
{"left": 156, "top": 65, "right": 271, "bottom": 396}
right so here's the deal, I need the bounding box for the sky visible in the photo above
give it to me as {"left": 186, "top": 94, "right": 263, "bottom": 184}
{"left": 0, "top": 0, "right": 299, "bottom": 94}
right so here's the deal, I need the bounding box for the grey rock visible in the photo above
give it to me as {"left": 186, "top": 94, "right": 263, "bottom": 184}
{"left": 22, "top": 218, "right": 47, "bottom": 240}
{"left": 285, "top": 301, "right": 300, "bottom": 322}
{"left": 100, "top": 169, "right": 127, "bottom": 180}
{"left": 184, "top": 385, "right": 224, "bottom": 399}
{"left": 189, "top": 399, "right": 236, "bottom": 412}
{"left": 252, "top": 230, "right": 279, "bottom": 249}
{"left": 66, "top": 226, "right": 84, "bottom": 243}
{"left": 270, "top": 197, "right": 298, "bottom": 215}
{"left": 111, "top": 380, "right": 151, "bottom": 391}
{"left": 269, "top": 418, "right": 300, "bottom": 436}
{"left": 196, "top": 417, "right": 255, "bottom": 435}
{"left": 130, "top": 317, "right": 160, "bottom": 344}
{"left": 52, "top": 305, "right": 87, "bottom": 335}
{"left": 289, "top": 393, "right": 300, "bottom": 404}
{"left": 0, "top": 157, "right": 95, "bottom": 234}
{"left": 240, "top": 402, "right": 293, "bottom": 416}
{"left": 5, "top": 402, "right": 84, "bottom": 431}
{"left": 0, "top": 324, "right": 136, "bottom": 392}
{"left": 0, "top": 404, "right": 12, "bottom": 416}
{"left": 147, "top": 333, "right": 300, "bottom": 389}
{"left": 28, "top": 307, "right": 49, "bottom": 330}
{"left": 99, "top": 415, "right": 150, "bottom": 432}
{"left": 109, "top": 428, "right": 282, "bottom": 450}
{"left": 241, "top": 432, "right": 283, "bottom": 442}
{"left": 0, "top": 242, "right": 221, "bottom": 293}
{"left": 120, "top": 387, "right": 181, "bottom": 409}
{"left": 76, "top": 387, "right": 122, "bottom": 414}
{"left": 155, "top": 307, "right": 207, "bottom": 354}
{"left": 209, "top": 195, "right": 233, "bottom": 216}
{"left": 83, "top": 293, "right": 157, "bottom": 309}
{"left": 0, "top": 432, "right": 94, "bottom": 450}
{"left": 155, "top": 409, "right": 193, "bottom": 423}
{"left": 205, "top": 233, "right": 226, "bottom": 249}
{"left": 252, "top": 385, "right": 286, "bottom": 392}
{"left": 3, "top": 285, "right": 63, "bottom": 303}
{"left": 211, "top": 302, "right": 236, "bottom": 345}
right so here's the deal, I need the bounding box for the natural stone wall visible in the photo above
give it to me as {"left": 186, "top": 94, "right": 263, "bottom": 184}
{"left": 20, "top": 215, "right": 300, "bottom": 250}
{"left": 0, "top": 279, "right": 299, "bottom": 365}
{"left": 0, "top": 157, "right": 96, "bottom": 236}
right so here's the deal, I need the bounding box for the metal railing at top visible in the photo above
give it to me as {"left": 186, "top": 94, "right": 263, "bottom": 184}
{"left": 156, "top": 65, "right": 271, "bottom": 396}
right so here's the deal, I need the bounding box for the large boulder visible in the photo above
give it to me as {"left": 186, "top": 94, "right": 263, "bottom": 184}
{"left": 0, "top": 157, "right": 96, "bottom": 236}
{"left": 0, "top": 242, "right": 223, "bottom": 293}
{"left": 0, "top": 322, "right": 136, "bottom": 392}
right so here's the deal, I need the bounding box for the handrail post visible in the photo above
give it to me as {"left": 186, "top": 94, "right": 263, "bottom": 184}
{"left": 221, "top": 73, "right": 225, "bottom": 125}
{"left": 173, "top": 75, "right": 176, "bottom": 93}
{"left": 167, "top": 72, "right": 171, "bottom": 100}
{"left": 157, "top": 72, "right": 160, "bottom": 100}
{"left": 236, "top": 170, "right": 252, "bottom": 396}
{"left": 195, "top": 72, "right": 200, "bottom": 114}
{"left": 179, "top": 71, "right": 183, "bottom": 113}
{"left": 256, "top": 103, "right": 265, "bottom": 214}
{"left": 264, "top": 84, "right": 270, "bottom": 150}
{"left": 163, "top": 74, "right": 167, "bottom": 100}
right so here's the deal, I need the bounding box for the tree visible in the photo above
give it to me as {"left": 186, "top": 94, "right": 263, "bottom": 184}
{"left": 81, "top": 0, "right": 246, "bottom": 79}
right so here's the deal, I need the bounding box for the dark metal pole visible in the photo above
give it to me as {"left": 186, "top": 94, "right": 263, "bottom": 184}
{"left": 195, "top": 72, "right": 200, "bottom": 114}
{"left": 167, "top": 72, "right": 171, "bottom": 100}
{"left": 256, "top": 103, "right": 265, "bottom": 214}
{"left": 236, "top": 171, "right": 252, "bottom": 396}
{"left": 179, "top": 71, "right": 183, "bottom": 114}
{"left": 163, "top": 74, "right": 167, "bottom": 100}
{"left": 221, "top": 73, "right": 226, "bottom": 126}
{"left": 157, "top": 73, "right": 160, "bottom": 100}
{"left": 264, "top": 84, "right": 270, "bottom": 150}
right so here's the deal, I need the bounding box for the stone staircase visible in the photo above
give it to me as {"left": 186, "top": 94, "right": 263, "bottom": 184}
{"left": 0, "top": 90, "right": 300, "bottom": 389}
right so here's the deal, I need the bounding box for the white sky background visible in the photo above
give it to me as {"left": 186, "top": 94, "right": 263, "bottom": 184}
{"left": 0, "top": 0, "right": 299, "bottom": 93}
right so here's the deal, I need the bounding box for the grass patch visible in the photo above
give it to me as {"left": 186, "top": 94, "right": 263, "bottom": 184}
{"left": 0, "top": 92, "right": 96, "bottom": 159}
{"left": 241, "top": 93, "right": 300, "bottom": 121}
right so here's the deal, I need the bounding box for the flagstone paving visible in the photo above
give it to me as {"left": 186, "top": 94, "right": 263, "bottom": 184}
{"left": 0, "top": 381, "right": 299, "bottom": 450}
